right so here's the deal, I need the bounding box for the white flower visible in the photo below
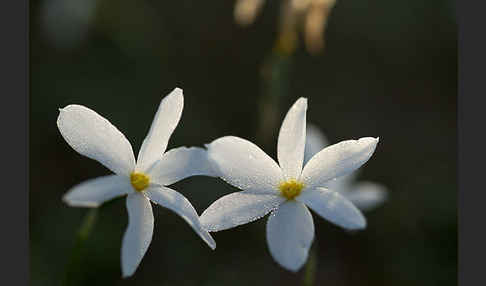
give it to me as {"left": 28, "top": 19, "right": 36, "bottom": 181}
{"left": 200, "top": 97, "right": 379, "bottom": 272}
{"left": 57, "top": 88, "right": 216, "bottom": 277}
{"left": 305, "top": 124, "right": 388, "bottom": 211}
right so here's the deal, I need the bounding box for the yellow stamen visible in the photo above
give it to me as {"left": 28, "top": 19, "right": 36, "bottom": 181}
{"left": 278, "top": 179, "right": 304, "bottom": 200}
{"left": 130, "top": 172, "right": 150, "bottom": 192}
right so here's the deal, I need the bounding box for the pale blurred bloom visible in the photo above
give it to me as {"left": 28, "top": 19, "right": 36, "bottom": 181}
{"left": 305, "top": 124, "right": 388, "bottom": 211}
{"left": 234, "top": 0, "right": 265, "bottom": 26}
{"left": 58, "top": 88, "right": 216, "bottom": 277}
{"left": 40, "top": 0, "right": 97, "bottom": 50}
{"left": 201, "top": 98, "right": 379, "bottom": 271}
{"left": 234, "top": 0, "right": 337, "bottom": 54}
{"left": 304, "top": 0, "right": 336, "bottom": 54}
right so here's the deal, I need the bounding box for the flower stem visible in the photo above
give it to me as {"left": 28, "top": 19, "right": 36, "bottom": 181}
{"left": 62, "top": 208, "right": 98, "bottom": 286}
{"left": 256, "top": 47, "right": 294, "bottom": 146}
{"left": 303, "top": 244, "right": 318, "bottom": 286}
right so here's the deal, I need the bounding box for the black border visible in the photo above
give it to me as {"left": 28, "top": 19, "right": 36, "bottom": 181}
{"left": 458, "top": 0, "right": 486, "bottom": 285}
{"left": 0, "top": 0, "right": 29, "bottom": 285}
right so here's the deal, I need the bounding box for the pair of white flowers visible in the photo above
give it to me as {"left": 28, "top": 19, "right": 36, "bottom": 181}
{"left": 58, "top": 87, "right": 384, "bottom": 277}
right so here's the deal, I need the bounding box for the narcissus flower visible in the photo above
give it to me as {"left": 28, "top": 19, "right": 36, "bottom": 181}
{"left": 58, "top": 88, "right": 216, "bottom": 277}
{"left": 234, "top": 0, "right": 337, "bottom": 55}
{"left": 305, "top": 124, "right": 388, "bottom": 211}
{"left": 200, "top": 98, "right": 379, "bottom": 271}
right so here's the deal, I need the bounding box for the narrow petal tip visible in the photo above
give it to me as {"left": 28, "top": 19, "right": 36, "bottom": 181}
{"left": 199, "top": 222, "right": 217, "bottom": 249}
{"left": 61, "top": 193, "right": 72, "bottom": 204}
{"left": 62, "top": 192, "right": 77, "bottom": 207}
{"left": 356, "top": 217, "right": 367, "bottom": 229}
{"left": 207, "top": 237, "right": 217, "bottom": 250}
{"left": 121, "top": 270, "right": 133, "bottom": 279}
{"left": 61, "top": 194, "right": 71, "bottom": 206}
{"left": 285, "top": 265, "right": 301, "bottom": 273}
{"left": 340, "top": 216, "right": 367, "bottom": 232}
{"left": 348, "top": 214, "right": 367, "bottom": 230}
{"left": 169, "top": 87, "right": 184, "bottom": 99}
{"left": 160, "top": 87, "right": 184, "bottom": 106}
{"left": 358, "top": 137, "right": 379, "bottom": 151}
{"left": 58, "top": 105, "right": 72, "bottom": 112}
{"left": 345, "top": 203, "right": 367, "bottom": 230}
{"left": 295, "top": 97, "right": 308, "bottom": 108}
{"left": 372, "top": 137, "right": 379, "bottom": 149}
{"left": 360, "top": 136, "right": 379, "bottom": 142}
{"left": 56, "top": 105, "right": 83, "bottom": 126}
{"left": 62, "top": 195, "right": 99, "bottom": 208}
{"left": 58, "top": 104, "right": 82, "bottom": 112}
{"left": 56, "top": 106, "right": 69, "bottom": 121}
{"left": 272, "top": 259, "right": 301, "bottom": 272}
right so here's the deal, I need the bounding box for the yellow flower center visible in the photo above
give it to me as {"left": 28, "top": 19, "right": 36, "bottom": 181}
{"left": 278, "top": 179, "right": 305, "bottom": 200}
{"left": 130, "top": 172, "right": 150, "bottom": 192}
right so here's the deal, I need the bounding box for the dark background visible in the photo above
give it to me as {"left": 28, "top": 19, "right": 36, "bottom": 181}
{"left": 30, "top": 0, "right": 457, "bottom": 285}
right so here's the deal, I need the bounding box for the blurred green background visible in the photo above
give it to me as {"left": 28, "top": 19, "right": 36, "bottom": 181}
{"left": 30, "top": 0, "right": 457, "bottom": 285}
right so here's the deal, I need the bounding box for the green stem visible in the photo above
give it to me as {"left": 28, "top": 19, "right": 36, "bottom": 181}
{"left": 256, "top": 49, "right": 293, "bottom": 147}
{"left": 303, "top": 244, "right": 318, "bottom": 286}
{"left": 62, "top": 208, "right": 99, "bottom": 286}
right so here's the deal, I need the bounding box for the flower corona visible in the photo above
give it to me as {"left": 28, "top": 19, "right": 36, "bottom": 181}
{"left": 278, "top": 179, "right": 304, "bottom": 200}
{"left": 130, "top": 172, "right": 150, "bottom": 192}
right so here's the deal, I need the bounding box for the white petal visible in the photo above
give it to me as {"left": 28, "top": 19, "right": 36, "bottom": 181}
{"left": 145, "top": 186, "right": 216, "bottom": 250}
{"left": 266, "top": 200, "right": 314, "bottom": 272}
{"left": 136, "top": 88, "right": 184, "bottom": 172}
{"left": 303, "top": 125, "right": 358, "bottom": 190}
{"left": 57, "top": 105, "right": 136, "bottom": 175}
{"left": 297, "top": 187, "right": 366, "bottom": 230}
{"left": 343, "top": 182, "right": 388, "bottom": 211}
{"left": 146, "top": 147, "right": 218, "bottom": 186}
{"left": 304, "top": 123, "right": 330, "bottom": 164}
{"left": 321, "top": 172, "right": 356, "bottom": 191}
{"left": 301, "top": 137, "right": 379, "bottom": 188}
{"left": 200, "top": 191, "right": 286, "bottom": 232}
{"left": 121, "top": 193, "right": 154, "bottom": 278}
{"left": 206, "top": 136, "right": 283, "bottom": 194}
{"left": 277, "top": 98, "right": 307, "bottom": 180}
{"left": 63, "top": 175, "right": 132, "bottom": 207}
